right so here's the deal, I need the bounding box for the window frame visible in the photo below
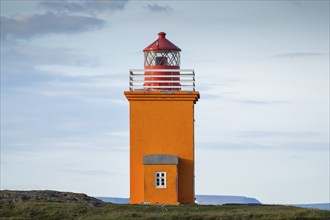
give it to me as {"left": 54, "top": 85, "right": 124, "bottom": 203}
{"left": 155, "top": 172, "right": 166, "bottom": 188}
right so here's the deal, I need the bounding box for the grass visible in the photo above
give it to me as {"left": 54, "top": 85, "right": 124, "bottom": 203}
{"left": 1, "top": 201, "right": 330, "bottom": 220}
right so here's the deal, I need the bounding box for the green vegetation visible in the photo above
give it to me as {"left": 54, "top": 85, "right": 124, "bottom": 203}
{"left": 1, "top": 191, "right": 329, "bottom": 220}
{"left": 2, "top": 201, "right": 330, "bottom": 220}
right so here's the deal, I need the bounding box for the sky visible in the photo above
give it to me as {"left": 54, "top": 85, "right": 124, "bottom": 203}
{"left": 1, "top": 0, "right": 329, "bottom": 204}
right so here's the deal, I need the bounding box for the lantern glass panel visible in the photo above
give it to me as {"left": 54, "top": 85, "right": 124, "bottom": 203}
{"left": 144, "top": 51, "right": 180, "bottom": 67}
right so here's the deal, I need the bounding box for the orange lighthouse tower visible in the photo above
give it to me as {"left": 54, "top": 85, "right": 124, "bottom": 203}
{"left": 124, "top": 32, "right": 200, "bottom": 204}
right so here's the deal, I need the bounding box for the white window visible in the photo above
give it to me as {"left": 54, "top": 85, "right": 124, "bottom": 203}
{"left": 155, "top": 172, "right": 166, "bottom": 188}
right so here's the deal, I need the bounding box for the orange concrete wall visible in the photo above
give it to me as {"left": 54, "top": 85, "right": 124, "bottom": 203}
{"left": 144, "top": 164, "right": 178, "bottom": 204}
{"left": 125, "top": 91, "right": 199, "bottom": 204}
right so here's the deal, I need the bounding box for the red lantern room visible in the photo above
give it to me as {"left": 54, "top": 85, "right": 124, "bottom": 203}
{"left": 143, "top": 32, "right": 181, "bottom": 90}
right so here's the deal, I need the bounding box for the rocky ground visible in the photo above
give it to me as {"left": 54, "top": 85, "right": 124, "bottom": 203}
{"left": 0, "top": 190, "right": 105, "bottom": 207}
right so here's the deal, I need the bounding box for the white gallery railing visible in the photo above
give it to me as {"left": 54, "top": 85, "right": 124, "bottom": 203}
{"left": 129, "top": 69, "right": 195, "bottom": 91}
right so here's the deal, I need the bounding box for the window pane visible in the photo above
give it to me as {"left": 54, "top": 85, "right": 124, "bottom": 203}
{"left": 155, "top": 172, "right": 166, "bottom": 188}
{"left": 144, "top": 51, "right": 180, "bottom": 67}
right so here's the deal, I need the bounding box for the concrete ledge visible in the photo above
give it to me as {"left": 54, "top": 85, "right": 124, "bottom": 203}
{"left": 143, "top": 154, "right": 179, "bottom": 165}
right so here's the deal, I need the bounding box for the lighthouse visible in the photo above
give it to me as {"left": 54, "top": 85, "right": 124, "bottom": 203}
{"left": 124, "top": 32, "right": 200, "bottom": 204}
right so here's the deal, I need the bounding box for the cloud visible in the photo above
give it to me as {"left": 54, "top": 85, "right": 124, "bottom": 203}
{"left": 197, "top": 141, "right": 269, "bottom": 151}
{"left": 145, "top": 3, "right": 173, "bottom": 14}
{"left": 63, "top": 169, "right": 114, "bottom": 176}
{"left": 200, "top": 94, "right": 220, "bottom": 99}
{"left": 271, "top": 52, "right": 325, "bottom": 58}
{"left": 1, "top": 12, "right": 105, "bottom": 40}
{"left": 1, "top": 40, "right": 128, "bottom": 155}
{"left": 1, "top": 0, "right": 130, "bottom": 41}
{"left": 39, "top": 0, "right": 128, "bottom": 15}
{"left": 197, "top": 141, "right": 329, "bottom": 152}
{"left": 2, "top": 43, "right": 95, "bottom": 66}
{"left": 2, "top": 115, "right": 129, "bottom": 154}
{"left": 233, "top": 99, "right": 290, "bottom": 105}
{"left": 237, "top": 131, "right": 320, "bottom": 138}
{"left": 279, "top": 142, "right": 329, "bottom": 152}
{"left": 290, "top": 1, "right": 304, "bottom": 6}
{"left": 1, "top": 43, "right": 100, "bottom": 89}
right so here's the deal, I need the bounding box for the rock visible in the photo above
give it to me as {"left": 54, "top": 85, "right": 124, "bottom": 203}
{"left": 0, "top": 190, "right": 105, "bottom": 207}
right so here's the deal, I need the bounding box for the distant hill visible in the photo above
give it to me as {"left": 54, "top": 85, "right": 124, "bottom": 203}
{"left": 97, "top": 195, "right": 261, "bottom": 205}
{"left": 290, "top": 203, "right": 330, "bottom": 211}
{"left": 97, "top": 197, "right": 129, "bottom": 204}
{"left": 97, "top": 195, "right": 330, "bottom": 211}
{"left": 196, "top": 195, "right": 261, "bottom": 205}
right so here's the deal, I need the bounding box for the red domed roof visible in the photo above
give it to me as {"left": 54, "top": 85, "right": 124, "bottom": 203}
{"left": 143, "top": 32, "right": 181, "bottom": 52}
